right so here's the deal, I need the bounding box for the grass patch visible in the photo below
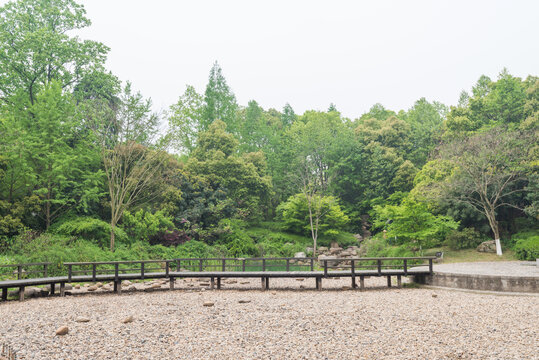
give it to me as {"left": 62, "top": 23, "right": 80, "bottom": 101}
{"left": 424, "top": 247, "right": 517, "bottom": 263}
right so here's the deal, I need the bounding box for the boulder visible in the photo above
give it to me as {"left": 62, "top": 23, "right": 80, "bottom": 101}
{"left": 477, "top": 240, "right": 497, "bottom": 253}
{"left": 329, "top": 247, "right": 343, "bottom": 254}
{"left": 318, "top": 246, "right": 328, "bottom": 252}
{"left": 294, "top": 252, "right": 306, "bottom": 258}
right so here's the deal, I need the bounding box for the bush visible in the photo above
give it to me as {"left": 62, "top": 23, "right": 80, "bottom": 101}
{"left": 122, "top": 209, "right": 175, "bottom": 244}
{"left": 216, "top": 219, "right": 258, "bottom": 257}
{"left": 513, "top": 231, "right": 539, "bottom": 260}
{"left": 53, "top": 217, "right": 127, "bottom": 248}
{"left": 444, "top": 227, "right": 485, "bottom": 250}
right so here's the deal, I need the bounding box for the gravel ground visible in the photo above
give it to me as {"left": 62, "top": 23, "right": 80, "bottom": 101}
{"left": 0, "top": 276, "right": 538, "bottom": 360}
{"left": 434, "top": 261, "right": 539, "bottom": 277}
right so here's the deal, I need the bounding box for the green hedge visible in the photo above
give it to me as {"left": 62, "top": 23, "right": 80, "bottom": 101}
{"left": 513, "top": 231, "right": 539, "bottom": 260}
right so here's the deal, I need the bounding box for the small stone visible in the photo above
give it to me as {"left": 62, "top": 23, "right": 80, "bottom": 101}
{"left": 55, "top": 326, "right": 69, "bottom": 336}
{"left": 122, "top": 315, "right": 134, "bottom": 324}
{"left": 432, "top": 294, "right": 438, "bottom": 298}
{"left": 240, "top": 281, "right": 250, "bottom": 284}
{"left": 74, "top": 284, "right": 80, "bottom": 289}
{"left": 83, "top": 283, "right": 89, "bottom": 287}
{"left": 75, "top": 317, "right": 90, "bottom": 323}
{"left": 271, "top": 291, "right": 277, "bottom": 295}
{"left": 96, "top": 282, "right": 103, "bottom": 288}
{"left": 199, "top": 283, "right": 210, "bottom": 287}
{"left": 203, "top": 301, "right": 214, "bottom": 307}
{"left": 295, "top": 278, "right": 304, "bottom": 281}
{"left": 123, "top": 280, "right": 132, "bottom": 286}
{"left": 87, "top": 286, "right": 98, "bottom": 292}
{"left": 238, "top": 300, "right": 251, "bottom": 304}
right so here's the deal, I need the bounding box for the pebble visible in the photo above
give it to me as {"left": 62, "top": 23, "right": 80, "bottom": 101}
{"left": 203, "top": 301, "right": 214, "bottom": 307}
{"left": 122, "top": 315, "right": 134, "bottom": 324}
{"left": 55, "top": 326, "right": 69, "bottom": 336}
{"left": 75, "top": 317, "right": 90, "bottom": 323}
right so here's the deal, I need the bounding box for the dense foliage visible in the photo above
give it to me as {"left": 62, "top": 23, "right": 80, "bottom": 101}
{"left": 0, "top": 0, "right": 537, "bottom": 262}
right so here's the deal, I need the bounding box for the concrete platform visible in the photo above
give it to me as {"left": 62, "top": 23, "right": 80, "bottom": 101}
{"left": 413, "top": 261, "right": 539, "bottom": 293}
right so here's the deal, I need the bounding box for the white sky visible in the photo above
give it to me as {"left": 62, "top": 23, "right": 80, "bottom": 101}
{"left": 10, "top": 0, "right": 539, "bottom": 118}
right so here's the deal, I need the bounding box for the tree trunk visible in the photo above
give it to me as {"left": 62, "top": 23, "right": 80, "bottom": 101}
{"left": 110, "top": 222, "right": 116, "bottom": 252}
{"left": 308, "top": 204, "right": 317, "bottom": 257}
{"left": 485, "top": 208, "right": 502, "bottom": 256}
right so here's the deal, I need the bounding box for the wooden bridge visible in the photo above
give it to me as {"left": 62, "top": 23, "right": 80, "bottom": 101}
{"left": 0, "top": 257, "right": 435, "bottom": 301}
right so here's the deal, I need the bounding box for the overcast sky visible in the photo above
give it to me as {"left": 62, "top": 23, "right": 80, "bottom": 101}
{"left": 40, "top": 1, "right": 539, "bottom": 118}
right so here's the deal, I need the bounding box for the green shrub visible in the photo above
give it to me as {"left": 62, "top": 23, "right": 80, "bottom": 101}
{"left": 444, "top": 227, "right": 485, "bottom": 250}
{"left": 216, "top": 219, "right": 258, "bottom": 257}
{"left": 122, "top": 209, "right": 174, "bottom": 243}
{"left": 513, "top": 231, "right": 539, "bottom": 260}
{"left": 53, "top": 217, "right": 127, "bottom": 247}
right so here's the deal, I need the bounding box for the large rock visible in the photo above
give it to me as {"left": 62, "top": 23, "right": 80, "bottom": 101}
{"left": 294, "top": 252, "right": 306, "bottom": 258}
{"left": 477, "top": 240, "right": 497, "bottom": 253}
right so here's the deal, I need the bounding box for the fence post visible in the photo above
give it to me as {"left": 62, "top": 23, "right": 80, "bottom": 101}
{"left": 114, "top": 263, "right": 119, "bottom": 283}
{"left": 199, "top": 259, "right": 203, "bottom": 272}
{"left": 141, "top": 262, "right": 145, "bottom": 280}
{"left": 242, "top": 259, "right": 246, "bottom": 272}
{"left": 176, "top": 259, "right": 180, "bottom": 272}
{"left": 68, "top": 264, "right": 72, "bottom": 283}
{"left": 404, "top": 259, "right": 408, "bottom": 275}
{"left": 286, "top": 259, "right": 290, "bottom": 272}
{"left": 92, "top": 264, "right": 97, "bottom": 282}
{"left": 310, "top": 258, "right": 314, "bottom": 271}
{"left": 324, "top": 260, "right": 328, "bottom": 277}
{"left": 429, "top": 258, "right": 433, "bottom": 274}
{"left": 377, "top": 259, "right": 382, "bottom": 276}
{"left": 351, "top": 259, "right": 356, "bottom": 288}
{"left": 17, "top": 265, "right": 22, "bottom": 280}
{"left": 44, "top": 263, "right": 48, "bottom": 278}
{"left": 262, "top": 258, "right": 266, "bottom": 272}
{"left": 222, "top": 259, "right": 226, "bottom": 272}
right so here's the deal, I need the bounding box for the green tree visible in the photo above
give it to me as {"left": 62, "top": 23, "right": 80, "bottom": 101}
{"left": 187, "top": 120, "right": 273, "bottom": 222}
{"left": 278, "top": 193, "right": 349, "bottom": 239}
{"left": 430, "top": 127, "right": 535, "bottom": 255}
{"left": 402, "top": 98, "right": 447, "bottom": 166}
{"left": 0, "top": 0, "right": 108, "bottom": 105}
{"left": 281, "top": 103, "right": 296, "bottom": 126}
{"left": 167, "top": 85, "right": 204, "bottom": 154}
{"left": 12, "top": 81, "right": 102, "bottom": 229}
{"left": 372, "top": 195, "right": 459, "bottom": 250}
{"left": 203, "top": 62, "right": 238, "bottom": 133}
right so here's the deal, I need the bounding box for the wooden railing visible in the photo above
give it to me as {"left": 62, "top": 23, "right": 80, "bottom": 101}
{"left": 0, "top": 262, "right": 51, "bottom": 280}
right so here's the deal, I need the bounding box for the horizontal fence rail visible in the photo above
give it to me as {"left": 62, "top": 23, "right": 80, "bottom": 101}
{"left": 0, "top": 262, "right": 51, "bottom": 280}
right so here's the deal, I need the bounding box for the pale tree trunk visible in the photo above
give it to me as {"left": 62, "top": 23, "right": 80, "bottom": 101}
{"left": 110, "top": 222, "right": 116, "bottom": 252}
{"left": 308, "top": 197, "right": 317, "bottom": 257}
{"left": 484, "top": 207, "right": 502, "bottom": 256}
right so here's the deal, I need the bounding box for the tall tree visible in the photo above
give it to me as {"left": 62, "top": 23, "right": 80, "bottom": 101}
{"left": 0, "top": 0, "right": 109, "bottom": 105}
{"left": 10, "top": 81, "right": 102, "bottom": 229}
{"left": 168, "top": 85, "right": 204, "bottom": 154}
{"left": 432, "top": 127, "right": 535, "bottom": 255}
{"left": 203, "top": 62, "right": 238, "bottom": 133}
{"left": 92, "top": 83, "right": 165, "bottom": 251}
{"left": 281, "top": 103, "right": 296, "bottom": 127}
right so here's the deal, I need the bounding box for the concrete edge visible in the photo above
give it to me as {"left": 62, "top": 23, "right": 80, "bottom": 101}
{"left": 419, "top": 284, "right": 539, "bottom": 297}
